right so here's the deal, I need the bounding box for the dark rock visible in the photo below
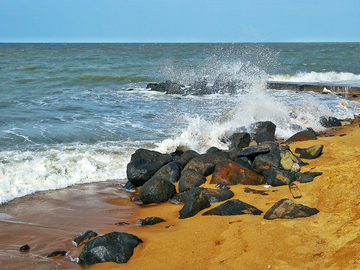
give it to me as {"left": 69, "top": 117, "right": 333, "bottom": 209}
{"left": 78, "top": 232, "right": 143, "bottom": 266}
{"left": 122, "top": 181, "right": 136, "bottom": 192}
{"left": 179, "top": 150, "right": 200, "bottom": 167}
{"left": 136, "top": 217, "right": 166, "bottom": 226}
{"left": 229, "top": 132, "right": 251, "bottom": 149}
{"left": 130, "top": 196, "right": 143, "bottom": 204}
{"left": 296, "top": 171, "right": 323, "bottom": 183}
{"left": 320, "top": 116, "right": 342, "bottom": 127}
{"left": 183, "top": 151, "right": 231, "bottom": 176}
{"left": 19, "top": 244, "right": 30, "bottom": 252}
{"left": 251, "top": 146, "right": 281, "bottom": 173}
{"left": 47, "top": 250, "right": 68, "bottom": 257}
{"left": 285, "top": 128, "right": 317, "bottom": 143}
{"left": 178, "top": 169, "right": 206, "bottom": 193}
{"left": 115, "top": 222, "right": 130, "bottom": 226}
{"left": 206, "top": 146, "right": 221, "bottom": 154}
{"left": 249, "top": 121, "right": 276, "bottom": 136}
{"left": 233, "top": 156, "right": 252, "bottom": 170}
{"left": 147, "top": 80, "right": 185, "bottom": 94}
{"left": 202, "top": 199, "right": 263, "bottom": 216}
{"left": 216, "top": 182, "right": 231, "bottom": 190}
{"left": 212, "top": 73, "right": 239, "bottom": 94}
{"left": 138, "top": 177, "right": 176, "bottom": 204}
{"left": 170, "top": 149, "right": 184, "bottom": 161}
{"left": 254, "top": 132, "right": 275, "bottom": 143}
{"left": 237, "top": 141, "right": 279, "bottom": 160}
{"left": 74, "top": 230, "right": 98, "bottom": 247}
{"left": 127, "top": 149, "right": 173, "bottom": 187}
{"left": 264, "top": 198, "right": 319, "bottom": 220}
{"left": 244, "top": 187, "right": 269, "bottom": 195}
{"left": 179, "top": 187, "right": 211, "bottom": 219}
{"left": 295, "top": 145, "right": 324, "bottom": 159}
{"left": 227, "top": 147, "right": 241, "bottom": 159}
{"left": 173, "top": 187, "right": 234, "bottom": 204}
{"left": 151, "top": 161, "right": 182, "bottom": 183}
{"left": 146, "top": 83, "right": 158, "bottom": 89}
{"left": 262, "top": 168, "right": 296, "bottom": 186}
{"left": 210, "top": 160, "right": 265, "bottom": 186}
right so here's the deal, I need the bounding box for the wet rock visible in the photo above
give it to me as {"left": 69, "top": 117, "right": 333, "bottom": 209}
{"left": 264, "top": 198, "right": 319, "bottom": 220}
{"left": 152, "top": 161, "right": 182, "bottom": 183}
{"left": 296, "top": 171, "right": 323, "bottom": 183}
{"left": 136, "top": 217, "right": 166, "bottom": 226}
{"left": 122, "top": 181, "right": 136, "bottom": 192}
{"left": 47, "top": 250, "right": 68, "bottom": 257}
{"left": 178, "top": 169, "right": 207, "bottom": 193}
{"left": 212, "top": 73, "right": 239, "bottom": 94}
{"left": 233, "top": 156, "right": 252, "bottom": 170}
{"left": 73, "top": 230, "right": 98, "bottom": 247}
{"left": 206, "top": 146, "right": 221, "bottom": 154}
{"left": 78, "top": 232, "right": 143, "bottom": 266}
{"left": 183, "top": 151, "right": 231, "bottom": 176}
{"left": 202, "top": 199, "right": 263, "bottom": 216}
{"left": 229, "top": 132, "right": 251, "bottom": 149}
{"left": 173, "top": 187, "right": 234, "bottom": 204}
{"left": 210, "top": 160, "right": 265, "bottom": 186}
{"left": 320, "top": 116, "right": 342, "bottom": 127}
{"left": 138, "top": 177, "right": 176, "bottom": 204}
{"left": 237, "top": 141, "right": 279, "bottom": 160}
{"left": 250, "top": 121, "right": 276, "bottom": 136}
{"left": 216, "top": 182, "right": 230, "bottom": 190}
{"left": 115, "top": 222, "right": 130, "bottom": 226}
{"left": 147, "top": 80, "right": 185, "bottom": 94}
{"left": 254, "top": 132, "right": 275, "bottom": 143}
{"left": 179, "top": 150, "right": 200, "bottom": 167}
{"left": 127, "top": 149, "right": 173, "bottom": 187}
{"left": 295, "top": 145, "right": 324, "bottom": 159}
{"left": 179, "top": 187, "right": 211, "bottom": 219}
{"left": 19, "top": 244, "right": 30, "bottom": 252}
{"left": 262, "top": 168, "right": 296, "bottom": 186}
{"left": 285, "top": 128, "right": 317, "bottom": 143}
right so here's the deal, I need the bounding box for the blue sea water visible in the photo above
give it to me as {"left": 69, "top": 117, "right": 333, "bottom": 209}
{"left": 0, "top": 43, "right": 360, "bottom": 204}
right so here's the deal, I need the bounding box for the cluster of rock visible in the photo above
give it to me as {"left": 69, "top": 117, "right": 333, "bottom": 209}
{"left": 125, "top": 120, "right": 324, "bottom": 222}
{"left": 145, "top": 75, "right": 247, "bottom": 95}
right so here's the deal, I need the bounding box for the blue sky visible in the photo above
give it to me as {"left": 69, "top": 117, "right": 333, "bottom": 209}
{"left": 1, "top": 0, "right": 359, "bottom": 43}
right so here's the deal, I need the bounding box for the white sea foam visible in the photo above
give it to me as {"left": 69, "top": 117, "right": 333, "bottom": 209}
{"left": 269, "top": 71, "right": 360, "bottom": 84}
{"left": 0, "top": 143, "right": 130, "bottom": 204}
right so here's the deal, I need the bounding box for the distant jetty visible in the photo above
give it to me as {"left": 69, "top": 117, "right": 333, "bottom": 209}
{"left": 267, "top": 81, "right": 360, "bottom": 94}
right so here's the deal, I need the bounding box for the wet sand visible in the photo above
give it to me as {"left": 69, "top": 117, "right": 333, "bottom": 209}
{"left": 1, "top": 110, "right": 360, "bottom": 269}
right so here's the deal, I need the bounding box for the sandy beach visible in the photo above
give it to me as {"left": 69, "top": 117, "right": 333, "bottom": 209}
{"left": 1, "top": 100, "right": 360, "bottom": 269}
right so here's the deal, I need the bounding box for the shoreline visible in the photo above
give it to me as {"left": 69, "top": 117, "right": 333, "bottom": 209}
{"left": 1, "top": 103, "right": 360, "bottom": 268}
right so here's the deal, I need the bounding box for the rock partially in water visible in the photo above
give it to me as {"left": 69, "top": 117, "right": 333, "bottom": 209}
{"left": 264, "top": 198, "right": 319, "bottom": 220}
{"left": 19, "top": 244, "right": 30, "bottom": 252}
{"left": 73, "top": 230, "right": 98, "bottom": 247}
{"left": 285, "top": 128, "right": 317, "bottom": 143}
{"left": 78, "top": 232, "right": 143, "bottom": 266}
{"left": 47, "top": 250, "right": 68, "bottom": 257}
{"left": 229, "top": 132, "right": 251, "bottom": 149}
{"left": 249, "top": 121, "right": 276, "bottom": 136}
{"left": 202, "top": 199, "right": 263, "bottom": 216}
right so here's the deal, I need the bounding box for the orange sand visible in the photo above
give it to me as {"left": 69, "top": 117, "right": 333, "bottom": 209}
{"left": 1, "top": 114, "right": 360, "bottom": 269}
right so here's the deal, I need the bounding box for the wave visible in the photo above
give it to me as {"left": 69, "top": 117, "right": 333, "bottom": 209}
{"left": 269, "top": 71, "right": 360, "bottom": 84}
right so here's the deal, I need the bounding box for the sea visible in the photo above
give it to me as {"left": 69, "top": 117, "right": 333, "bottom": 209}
{"left": 1, "top": 42, "right": 360, "bottom": 204}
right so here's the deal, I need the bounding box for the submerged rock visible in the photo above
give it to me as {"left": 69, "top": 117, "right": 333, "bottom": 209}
{"left": 264, "top": 198, "right": 319, "bottom": 220}
{"left": 78, "top": 232, "right": 143, "bottom": 266}
{"left": 202, "top": 199, "right": 263, "bottom": 216}
{"left": 47, "top": 250, "right": 68, "bottom": 257}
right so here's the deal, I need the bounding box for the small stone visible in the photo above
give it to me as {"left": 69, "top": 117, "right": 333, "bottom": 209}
{"left": 47, "top": 250, "right": 68, "bottom": 257}
{"left": 136, "top": 217, "right": 166, "bottom": 226}
{"left": 73, "top": 230, "right": 98, "bottom": 247}
{"left": 19, "top": 244, "right": 30, "bottom": 252}
{"left": 202, "top": 199, "right": 263, "bottom": 216}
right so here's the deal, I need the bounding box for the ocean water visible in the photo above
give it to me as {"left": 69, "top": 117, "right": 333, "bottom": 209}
{"left": 0, "top": 43, "right": 360, "bottom": 204}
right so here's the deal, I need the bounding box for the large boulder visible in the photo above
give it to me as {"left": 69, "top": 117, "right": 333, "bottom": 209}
{"left": 183, "top": 151, "right": 231, "bottom": 176}
{"left": 172, "top": 187, "right": 234, "bottom": 204}
{"left": 228, "top": 132, "right": 251, "bottom": 149}
{"left": 151, "top": 161, "right": 182, "bottom": 183}
{"left": 249, "top": 121, "right": 276, "bottom": 136}
{"left": 251, "top": 146, "right": 281, "bottom": 174}
{"left": 210, "top": 160, "right": 265, "bottom": 186}
{"left": 254, "top": 132, "right": 275, "bottom": 144}
{"left": 179, "top": 187, "right": 211, "bottom": 219}
{"left": 138, "top": 177, "right": 176, "bottom": 204}
{"left": 295, "top": 145, "right": 324, "bottom": 159}
{"left": 237, "top": 141, "right": 279, "bottom": 161}
{"left": 264, "top": 198, "right": 319, "bottom": 220}
{"left": 78, "top": 232, "right": 143, "bottom": 266}
{"left": 178, "top": 169, "right": 207, "bottom": 193}
{"left": 202, "top": 199, "right": 263, "bottom": 216}
{"left": 262, "top": 168, "right": 296, "bottom": 186}
{"left": 127, "top": 149, "right": 173, "bottom": 187}
{"left": 285, "top": 128, "right": 317, "bottom": 143}
{"left": 179, "top": 150, "right": 200, "bottom": 167}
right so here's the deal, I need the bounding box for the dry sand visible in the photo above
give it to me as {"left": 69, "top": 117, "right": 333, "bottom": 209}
{"left": 1, "top": 111, "right": 360, "bottom": 269}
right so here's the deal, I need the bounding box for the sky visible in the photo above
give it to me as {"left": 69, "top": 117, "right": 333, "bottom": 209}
{"left": 1, "top": 0, "right": 359, "bottom": 43}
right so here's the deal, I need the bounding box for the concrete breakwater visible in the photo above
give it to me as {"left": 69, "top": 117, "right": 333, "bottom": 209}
{"left": 267, "top": 81, "right": 360, "bottom": 94}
